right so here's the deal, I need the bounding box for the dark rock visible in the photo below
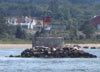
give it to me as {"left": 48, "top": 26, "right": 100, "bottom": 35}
{"left": 83, "top": 46, "right": 89, "bottom": 49}
{"left": 9, "top": 55, "right": 21, "bottom": 57}
{"left": 91, "top": 47, "right": 96, "bottom": 49}
{"left": 9, "top": 55, "right": 13, "bottom": 57}
{"left": 21, "top": 49, "right": 34, "bottom": 57}
{"left": 10, "top": 46, "right": 97, "bottom": 58}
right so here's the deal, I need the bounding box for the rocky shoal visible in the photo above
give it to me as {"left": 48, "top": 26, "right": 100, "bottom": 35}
{"left": 9, "top": 46, "right": 97, "bottom": 58}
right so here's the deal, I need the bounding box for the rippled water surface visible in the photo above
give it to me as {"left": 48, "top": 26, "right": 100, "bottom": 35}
{"left": 0, "top": 48, "right": 100, "bottom": 72}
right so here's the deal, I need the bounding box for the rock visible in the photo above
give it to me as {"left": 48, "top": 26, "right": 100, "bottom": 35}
{"left": 21, "top": 49, "right": 34, "bottom": 57}
{"left": 9, "top": 55, "right": 21, "bottom": 57}
{"left": 9, "top": 55, "right": 13, "bottom": 57}
{"left": 83, "top": 46, "right": 89, "bottom": 49}
{"left": 91, "top": 47, "right": 96, "bottom": 49}
{"left": 9, "top": 46, "right": 97, "bottom": 58}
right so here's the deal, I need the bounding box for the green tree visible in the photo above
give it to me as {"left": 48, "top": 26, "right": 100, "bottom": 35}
{"left": 0, "top": 14, "right": 8, "bottom": 38}
{"left": 15, "top": 25, "right": 28, "bottom": 39}
{"left": 80, "top": 20, "right": 96, "bottom": 38}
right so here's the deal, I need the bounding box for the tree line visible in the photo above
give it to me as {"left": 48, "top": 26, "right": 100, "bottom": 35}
{"left": 0, "top": 0, "right": 100, "bottom": 41}
{"left": 0, "top": 15, "right": 29, "bottom": 40}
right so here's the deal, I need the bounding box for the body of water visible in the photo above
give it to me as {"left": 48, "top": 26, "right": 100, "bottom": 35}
{"left": 0, "top": 48, "right": 100, "bottom": 72}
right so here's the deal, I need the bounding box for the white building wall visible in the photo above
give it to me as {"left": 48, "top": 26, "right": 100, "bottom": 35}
{"left": 31, "top": 19, "right": 37, "bottom": 29}
{"left": 8, "top": 17, "right": 18, "bottom": 25}
{"left": 97, "top": 24, "right": 100, "bottom": 30}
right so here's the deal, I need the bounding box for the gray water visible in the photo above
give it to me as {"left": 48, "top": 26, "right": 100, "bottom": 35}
{"left": 0, "top": 48, "right": 100, "bottom": 72}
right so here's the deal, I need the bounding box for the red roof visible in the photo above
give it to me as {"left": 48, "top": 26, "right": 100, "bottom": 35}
{"left": 44, "top": 17, "right": 51, "bottom": 23}
{"left": 91, "top": 15, "right": 100, "bottom": 27}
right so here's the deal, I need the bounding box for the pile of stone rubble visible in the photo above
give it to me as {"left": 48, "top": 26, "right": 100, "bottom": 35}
{"left": 9, "top": 46, "right": 97, "bottom": 58}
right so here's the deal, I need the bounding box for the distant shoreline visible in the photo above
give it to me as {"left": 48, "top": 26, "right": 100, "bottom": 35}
{"left": 65, "top": 44, "right": 100, "bottom": 49}
{"left": 0, "top": 44, "right": 100, "bottom": 49}
{"left": 0, "top": 44, "right": 32, "bottom": 49}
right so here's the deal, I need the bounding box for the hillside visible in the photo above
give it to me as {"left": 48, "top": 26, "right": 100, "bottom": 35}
{"left": 69, "top": 0, "right": 99, "bottom": 5}
{"left": 0, "top": 0, "right": 100, "bottom": 43}
{"left": 0, "top": 0, "right": 100, "bottom": 5}
{"left": 0, "top": 0, "right": 99, "bottom": 19}
{"left": 0, "top": 0, "right": 100, "bottom": 27}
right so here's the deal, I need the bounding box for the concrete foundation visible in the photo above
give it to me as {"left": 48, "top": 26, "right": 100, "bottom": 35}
{"left": 32, "top": 37, "right": 64, "bottom": 48}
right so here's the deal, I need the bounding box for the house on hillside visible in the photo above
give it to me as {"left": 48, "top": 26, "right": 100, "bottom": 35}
{"left": 7, "top": 16, "right": 51, "bottom": 31}
{"left": 91, "top": 15, "right": 100, "bottom": 30}
{"left": 7, "top": 16, "right": 67, "bottom": 31}
{"left": 7, "top": 16, "right": 36, "bottom": 29}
